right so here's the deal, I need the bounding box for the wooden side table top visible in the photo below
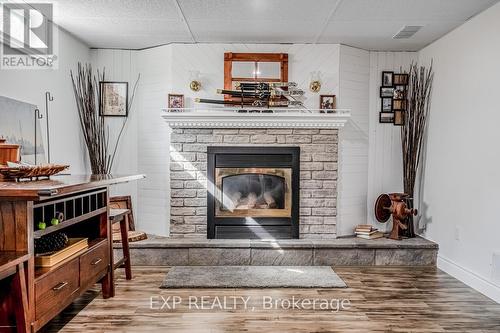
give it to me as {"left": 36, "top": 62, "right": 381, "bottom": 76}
{"left": 0, "top": 251, "right": 30, "bottom": 279}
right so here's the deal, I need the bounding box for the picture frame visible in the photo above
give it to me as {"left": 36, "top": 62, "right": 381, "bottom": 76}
{"left": 381, "top": 71, "right": 394, "bottom": 87}
{"left": 394, "top": 110, "right": 405, "bottom": 126}
{"left": 393, "top": 73, "right": 409, "bottom": 85}
{"left": 320, "top": 95, "right": 336, "bottom": 111}
{"left": 379, "top": 112, "right": 394, "bottom": 124}
{"left": 380, "top": 87, "right": 394, "bottom": 98}
{"left": 393, "top": 99, "right": 407, "bottom": 111}
{"left": 99, "top": 81, "right": 128, "bottom": 117}
{"left": 393, "top": 86, "right": 406, "bottom": 99}
{"left": 381, "top": 98, "right": 393, "bottom": 112}
{"left": 168, "top": 94, "right": 185, "bottom": 111}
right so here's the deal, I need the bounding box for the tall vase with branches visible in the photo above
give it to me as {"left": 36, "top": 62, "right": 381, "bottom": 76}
{"left": 71, "top": 63, "right": 140, "bottom": 174}
{"left": 401, "top": 61, "right": 434, "bottom": 237}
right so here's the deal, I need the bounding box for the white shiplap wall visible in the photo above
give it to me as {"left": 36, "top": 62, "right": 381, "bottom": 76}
{"left": 367, "top": 51, "right": 417, "bottom": 231}
{"left": 168, "top": 43, "right": 340, "bottom": 110}
{"left": 92, "top": 44, "right": 341, "bottom": 236}
{"left": 90, "top": 46, "right": 173, "bottom": 235}
{"left": 91, "top": 44, "right": 416, "bottom": 237}
{"left": 89, "top": 49, "right": 140, "bottom": 225}
{"left": 136, "top": 46, "right": 172, "bottom": 236}
{"left": 336, "top": 45, "right": 370, "bottom": 236}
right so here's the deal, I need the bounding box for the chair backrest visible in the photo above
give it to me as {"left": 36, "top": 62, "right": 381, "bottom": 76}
{"left": 109, "top": 195, "right": 135, "bottom": 231}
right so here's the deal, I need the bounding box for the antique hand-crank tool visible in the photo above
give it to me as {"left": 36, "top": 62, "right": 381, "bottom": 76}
{"left": 374, "top": 193, "right": 417, "bottom": 240}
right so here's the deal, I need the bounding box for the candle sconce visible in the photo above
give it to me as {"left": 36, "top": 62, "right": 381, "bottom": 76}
{"left": 309, "top": 71, "right": 322, "bottom": 93}
{"left": 189, "top": 70, "right": 202, "bottom": 92}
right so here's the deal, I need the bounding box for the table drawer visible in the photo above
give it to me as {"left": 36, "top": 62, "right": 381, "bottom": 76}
{"left": 35, "top": 258, "right": 79, "bottom": 319}
{"left": 80, "top": 240, "right": 109, "bottom": 287}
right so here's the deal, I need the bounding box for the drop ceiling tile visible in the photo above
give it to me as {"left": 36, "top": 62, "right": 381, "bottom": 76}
{"left": 22, "top": 0, "right": 500, "bottom": 50}
{"left": 189, "top": 19, "right": 324, "bottom": 43}
{"left": 51, "top": 0, "right": 180, "bottom": 20}
{"left": 331, "top": 0, "right": 499, "bottom": 21}
{"left": 179, "top": 0, "right": 338, "bottom": 21}
{"left": 84, "top": 34, "right": 189, "bottom": 49}
{"left": 318, "top": 19, "right": 467, "bottom": 51}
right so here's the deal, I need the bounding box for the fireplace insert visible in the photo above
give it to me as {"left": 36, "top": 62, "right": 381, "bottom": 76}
{"left": 207, "top": 146, "right": 299, "bottom": 239}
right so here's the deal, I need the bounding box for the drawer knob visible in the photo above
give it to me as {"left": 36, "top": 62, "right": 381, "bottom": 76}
{"left": 91, "top": 258, "right": 102, "bottom": 265}
{"left": 52, "top": 281, "right": 68, "bottom": 291}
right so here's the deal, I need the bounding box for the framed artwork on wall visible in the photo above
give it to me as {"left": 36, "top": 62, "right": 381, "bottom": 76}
{"left": 99, "top": 81, "right": 128, "bottom": 117}
{"left": 168, "top": 94, "right": 184, "bottom": 111}
{"left": 379, "top": 112, "right": 394, "bottom": 124}
{"left": 381, "top": 71, "right": 394, "bottom": 87}
{"left": 0, "top": 96, "right": 46, "bottom": 164}
{"left": 394, "top": 86, "right": 406, "bottom": 99}
{"left": 379, "top": 70, "right": 409, "bottom": 126}
{"left": 394, "top": 110, "right": 405, "bottom": 126}
{"left": 393, "top": 99, "right": 407, "bottom": 111}
{"left": 381, "top": 98, "right": 393, "bottom": 112}
{"left": 380, "top": 87, "right": 394, "bottom": 98}
{"left": 394, "top": 73, "right": 409, "bottom": 85}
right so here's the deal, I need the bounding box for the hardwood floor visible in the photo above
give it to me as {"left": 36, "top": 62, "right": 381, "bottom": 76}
{"left": 41, "top": 266, "right": 500, "bottom": 332}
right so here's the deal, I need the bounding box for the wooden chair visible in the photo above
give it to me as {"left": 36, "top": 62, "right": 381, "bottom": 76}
{"left": 108, "top": 196, "right": 147, "bottom": 281}
{"left": 0, "top": 254, "right": 30, "bottom": 333}
{"left": 109, "top": 208, "right": 132, "bottom": 280}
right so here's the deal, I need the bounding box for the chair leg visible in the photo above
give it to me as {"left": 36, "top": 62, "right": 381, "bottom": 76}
{"left": 120, "top": 215, "right": 132, "bottom": 280}
{"left": 13, "top": 263, "right": 30, "bottom": 333}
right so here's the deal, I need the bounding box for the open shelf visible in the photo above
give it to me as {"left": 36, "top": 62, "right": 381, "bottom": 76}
{"left": 33, "top": 189, "right": 107, "bottom": 239}
{"left": 34, "top": 207, "right": 106, "bottom": 239}
{"left": 34, "top": 238, "right": 106, "bottom": 280}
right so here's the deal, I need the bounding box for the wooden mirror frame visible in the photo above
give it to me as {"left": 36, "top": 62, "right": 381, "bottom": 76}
{"left": 223, "top": 52, "right": 288, "bottom": 101}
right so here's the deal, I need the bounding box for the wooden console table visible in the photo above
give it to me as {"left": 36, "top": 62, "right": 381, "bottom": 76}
{"left": 0, "top": 174, "right": 144, "bottom": 332}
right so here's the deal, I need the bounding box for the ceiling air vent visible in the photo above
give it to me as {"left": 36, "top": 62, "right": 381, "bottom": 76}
{"left": 393, "top": 26, "right": 423, "bottom": 39}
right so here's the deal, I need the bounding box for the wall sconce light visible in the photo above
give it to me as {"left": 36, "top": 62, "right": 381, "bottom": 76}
{"left": 189, "top": 70, "right": 201, "bottom": 92}
{"left": 309, "top": 71, "right": 322, "bottom": 93}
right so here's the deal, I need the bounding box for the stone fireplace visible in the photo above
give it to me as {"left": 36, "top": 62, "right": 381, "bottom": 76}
{"left": 164, "top": 109, "right": 349, "bottom": 239}
{"left": 168, "top": 126, "right": 340, "bottom": 239}
{"left": 207, "top": 146, "right": 300, "bottom": 239}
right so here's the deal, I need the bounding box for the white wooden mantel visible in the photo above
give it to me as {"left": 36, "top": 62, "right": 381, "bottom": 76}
{"left": 161, "top": 109, "right": 351, "bottom": 129}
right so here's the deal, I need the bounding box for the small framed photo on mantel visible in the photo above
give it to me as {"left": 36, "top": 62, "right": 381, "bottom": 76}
{"left": 168, "top": 94, "right": 184, "bottom": 112}
{"left": 99, "top": 81, "right": 128, "bottom": 117}
{"left": 320, "top": 94, "right": 336, "bottom": 113}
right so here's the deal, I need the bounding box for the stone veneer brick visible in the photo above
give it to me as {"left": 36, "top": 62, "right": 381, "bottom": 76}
{"left": 169, "top": 128, "right": 338, "bottom": 239}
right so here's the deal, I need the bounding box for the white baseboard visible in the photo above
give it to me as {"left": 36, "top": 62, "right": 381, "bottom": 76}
{"left": 438, "top": 254, "right": 500, "bottom": 304}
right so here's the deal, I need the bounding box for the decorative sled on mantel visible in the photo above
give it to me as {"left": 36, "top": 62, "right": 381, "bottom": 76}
{"left": 161, "top": 108, "right": 351, "bottom": 129}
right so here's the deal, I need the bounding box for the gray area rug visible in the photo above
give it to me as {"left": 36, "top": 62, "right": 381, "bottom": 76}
{"left": 160, "top": 266, "right": 347, "bottom": 288}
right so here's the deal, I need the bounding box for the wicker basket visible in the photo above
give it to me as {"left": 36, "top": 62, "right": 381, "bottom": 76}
{"left": 0, "top": 164, "right": 69, "bottom": 181}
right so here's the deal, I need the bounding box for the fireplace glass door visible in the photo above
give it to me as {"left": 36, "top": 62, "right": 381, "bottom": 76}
{"left": 215, "top": 168, "right": 292, "bottom": 218}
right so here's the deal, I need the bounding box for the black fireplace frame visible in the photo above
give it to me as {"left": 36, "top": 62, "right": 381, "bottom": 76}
{"left": 207, "top": 146, "right": 300, "bottom": 239}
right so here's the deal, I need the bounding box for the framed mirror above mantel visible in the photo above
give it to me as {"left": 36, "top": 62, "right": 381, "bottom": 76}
{"left": 223, "top": 52, "right": 288, "bottom": 101}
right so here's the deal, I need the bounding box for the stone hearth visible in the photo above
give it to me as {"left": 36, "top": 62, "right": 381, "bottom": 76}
{"left": 169, "top": 128, "right": 338, "bottom": 239}
{"left": 115, "top": 235, "right": 439, "bottom": 266}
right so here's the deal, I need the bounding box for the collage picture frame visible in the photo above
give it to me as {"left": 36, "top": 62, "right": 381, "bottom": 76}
{"left": 379, "top": 71, "right": 409, "bottom": 126}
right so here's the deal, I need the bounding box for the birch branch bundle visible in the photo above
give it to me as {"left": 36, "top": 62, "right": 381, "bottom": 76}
{"left": 401, "top": 61, "right": 434, "bottom": 197}
{"left": 71, "top": 63, "right": 140, "bottom": 174}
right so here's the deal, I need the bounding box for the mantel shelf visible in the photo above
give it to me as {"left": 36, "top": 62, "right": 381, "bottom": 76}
{"left": 161, "top": 108, "right": 351, "bottom": 129}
